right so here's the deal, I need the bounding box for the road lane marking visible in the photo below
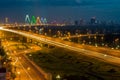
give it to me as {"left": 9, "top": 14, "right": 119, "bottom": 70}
{"left": 18, "top": 58, "right": 33, "bottom": 80}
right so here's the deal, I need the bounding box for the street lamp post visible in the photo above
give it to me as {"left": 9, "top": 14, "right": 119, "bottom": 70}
{"left": 17, "top": 71, "right": 20, "bottom": 80}
{"left": 29, "top": 54, "right": 33, "bottom": 61}
{"left": 56, "top": 74, "right": 61, "bottom": 80}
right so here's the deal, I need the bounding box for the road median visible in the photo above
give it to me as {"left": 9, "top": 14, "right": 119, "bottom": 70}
{"left": 23, "top": 54, "right": 52, "bottom": 80}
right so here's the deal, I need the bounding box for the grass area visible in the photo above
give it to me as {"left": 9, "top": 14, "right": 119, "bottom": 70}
{"left": 27, "top": 47, "right": 120, "bottom": 80}
{"left": 7, "top": 43, "right": 36, "bottom": 50}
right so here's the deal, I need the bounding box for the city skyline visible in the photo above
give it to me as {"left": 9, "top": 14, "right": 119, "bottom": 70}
{"left": 0, "top": 1, "right": 120, "bottom": 79}
{"left": 0, "top": 0, "right": 120, "bottom": 23}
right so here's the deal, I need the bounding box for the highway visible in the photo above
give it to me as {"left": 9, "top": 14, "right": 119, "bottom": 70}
{"left": 18, "top": 54, "right": 46, "bottom": 80}
{"left": 2, "top": 41, "right": 47, "bottom": 80}
{"left": 61, "top": 34, "right": 104, "bottom": 39}
{"left": 1, "top": 28, "right": 120, "bottom": 66}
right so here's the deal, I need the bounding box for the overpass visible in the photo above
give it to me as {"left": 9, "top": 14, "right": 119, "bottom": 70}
{"left": 1, "top": 27, "right": 120, "bottom": 65}
{"left": 61, "top": 34, "right": 104, "bottom": 39}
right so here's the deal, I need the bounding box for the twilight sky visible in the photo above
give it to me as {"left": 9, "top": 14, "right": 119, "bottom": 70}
{"left": 0, "top": 0, "right": 120, "bottom": 23}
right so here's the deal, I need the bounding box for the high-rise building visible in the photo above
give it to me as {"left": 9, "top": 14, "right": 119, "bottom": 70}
{"left": 90, "top": 17, "right": 96, "bottom": 24}
{"left": 5, "top": 18, "right": 8, "bottom": 23}
{"left": 80, "top": 18, "right": 84, "bottom": 25}
{"left": 74, "top": 20, "right": 78, "bottom": 25}
{"left": 0, "top": 68, "right": 6, "bottom": 80}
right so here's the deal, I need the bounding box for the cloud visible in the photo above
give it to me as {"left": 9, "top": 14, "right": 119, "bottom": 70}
{"left": 1, "top": 0, "right": 95, "bottom": 6}
{"left": 0, "top": 0, "right": 119, "bottom": 8}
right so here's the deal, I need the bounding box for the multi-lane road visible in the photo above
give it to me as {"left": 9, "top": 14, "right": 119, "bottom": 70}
{"left": 1, "top": 27, "right": 120, "bottom": 65}
{"left": 2, "top": 41, "right": 47, "bottom": 80}
{"left": 18, "top": 54, "right": 46, "bottom": 80}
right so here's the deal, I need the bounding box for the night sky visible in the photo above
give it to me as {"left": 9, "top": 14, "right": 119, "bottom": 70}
{"left": 0, "top": 0, "right": 120, "bottom": 23}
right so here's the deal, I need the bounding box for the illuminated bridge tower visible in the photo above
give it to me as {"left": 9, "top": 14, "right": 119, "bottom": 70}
{"left": 31, "top": 16, "right": 36, "bottom": 25}
{"left": 36, "top": 17, "right": 41, "bottom": 25}
{"left": 41, "top": 17, "right": 44, "bottom": 24}
{"left": 43, "top": 18, "right": 47, "bottom": 24}
{"left": 41, "top": 17, "right": 47, "bottom": 24}
{"left": 25, "top": 14, "right": 31, "bottom": 25}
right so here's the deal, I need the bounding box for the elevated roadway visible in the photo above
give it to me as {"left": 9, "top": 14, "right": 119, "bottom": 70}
{"left": 1, "top": 28, "right": 120, "bottom": 66}
{"left": 61, "top": 34, "right": 104, "bottom": 39}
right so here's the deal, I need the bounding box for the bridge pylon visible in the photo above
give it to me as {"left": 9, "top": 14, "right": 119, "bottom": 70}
{"left": 25, "top": 14, "right": 31, "bottom": 25}
{"left": 31, "top": 16, "right": 36, "bottom": 25}
{"left": 36, "top": 17, "right": 42, "bottom": 25}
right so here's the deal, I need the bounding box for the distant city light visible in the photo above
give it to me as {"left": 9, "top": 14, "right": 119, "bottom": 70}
{"left": 0, "top": 27, "right": 3, "bottom": 29}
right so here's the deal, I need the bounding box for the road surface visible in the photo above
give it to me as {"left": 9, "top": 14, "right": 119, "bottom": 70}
{"left": 1, "top": 28, "right": 120, "bottom": 66}
{"left": 2, "top": 41, "right": 47, "bottom": 80}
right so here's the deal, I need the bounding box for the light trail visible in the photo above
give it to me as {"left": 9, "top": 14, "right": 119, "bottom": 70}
{"left": 19, "top": 59, "right": 33, "bottom": 80}
{"left": 1, "top": 28, "right": 120, "bottom": 65}
{"left": 14, "top": 57, "right": 18, "bottom": 65}
{"left": 2, "top": 41, "right": 33, "bottom": 80}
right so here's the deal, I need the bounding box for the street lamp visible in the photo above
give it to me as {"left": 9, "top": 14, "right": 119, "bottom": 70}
{"left": 29, "top": 54, "right": 32, "bottom": 57}
{"left": 29, "top": 54, "right": 33, "bottom": 61}
{"left": 56, "top": 74, "right": 61, "bottom": 80}
{"left": 17, "top": 71, "right": 20, "bottom": 80}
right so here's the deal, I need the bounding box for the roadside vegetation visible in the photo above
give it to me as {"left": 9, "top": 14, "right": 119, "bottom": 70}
{"left": 27, "top": 47, "right": 120, "bottom": 80}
